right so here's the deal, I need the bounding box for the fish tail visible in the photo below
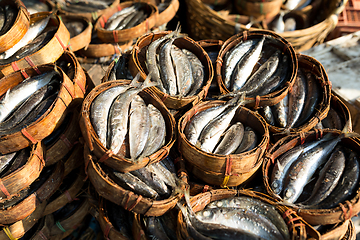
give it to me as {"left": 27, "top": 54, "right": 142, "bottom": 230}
{"left": 341, "top": 119, "right": 352, "bottom": 134}
{"left": 130, "top": 73, "right": 141, "bottom": 87}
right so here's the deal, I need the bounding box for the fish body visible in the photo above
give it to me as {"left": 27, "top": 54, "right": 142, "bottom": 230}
{"left": 140, "top": 104, "right": 166, "bottom": 158}
{"left": 234, "top": 126, "right": 257, "bottom": 154}
{"left": 131, "top": 166, "right": 170, "bottom": 196}
{"left": 90, "top": 85, "right": 130, "bottom": 147}
{"left": 0, "top": 5, "right": 16, "bottom": 36}
{"left": 159, "top": 37, "right": 178, "bottom": 95}
{"left": 0, "top": 152, "right": 16, "bottom": 176}
{"left": 303, "top": 146, "right": 346, "bottom": 206}
{"left": 272, "top": 96, "right": 288, "bottom": 128}
{"left": 171, "top": 45, "right": 193, "bottom": 96}
{"left": 259, "top": 106, "right": 275, "bottom": 125}
{"left": 283, "top": 136, "right": 343, "bottom": 203}
{"left": 129, "top": 95, "right": 150, "bottom": 160}
{"left": 206, "top": 196, "right": 290, "bottom": 240}
{"left": 0, "top": 71, "right": 57, "bottom": 123}
{"left": 149, "top": 162, "right": 176, "bottom": 188}
{"left": 213, "top": 122, "right": 244, "bottom": 155}
{"left": 182, "top": 49, "right": 204, "bottom": 97}
{"left": 231, "top": 37, "right": 265, "bottom": 91}
{"left": 105, "top": 5, "right": 136, "bottom": 30}
{"left": 184, "top": 96, "right": 240, "bottom": 145}
{"left": 322, "top": 108, "right": 343, "bottom": 130}
{"left": 224, "top": 39, "right": 255, "bottom": 89}
{"left": 145, "top": 217, "right": 171, "bottom": 240}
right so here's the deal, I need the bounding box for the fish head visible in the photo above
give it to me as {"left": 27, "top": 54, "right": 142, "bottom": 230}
{"left": 283, "top": 187, "right": 297, "bottom": 203}
{"left": 271, "top": 180, "right": 282, "bottom": 195}
{"left": 195, "top": 209, "right": 215, "bottom": 221}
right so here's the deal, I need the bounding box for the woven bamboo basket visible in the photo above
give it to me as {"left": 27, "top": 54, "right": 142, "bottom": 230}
{"left": 95, "top": 1, "right": 158, "bottom": 43}
{"left": 178, "top": 100, "right": 269, "bottom": 187}
{"left": 199, "top": 0, "right": 228, "bottom": 6}
{"left": 62, "top": 142, "right": 84, "bottom": 177}
{"left": 216, "top": 30, "right": 298, "bottom": 109}
{"left": 25, "top": 215, "right": 54, "bottom": 240}
{"left": 84, "top": 146, "right": 183, "bottom": 216}
{"left": 346, "top": 220, "right": 356, "bottom": 240}
{"left": 0, "top": 65, "right": 75, "bottom": 154}
{"left": 316, "top": 220, "right": 351, "bottom": 240}
{"left": 49, "top": 197, "right": 90, "bottom": 236}
{"left": 56, "top": 50, "right": 87, "bottom": 101}
{"left": 0, "top": 200, "right": 47, "bottom": 239}
{"left": 132, "top": 213, "right": 148, "bottom": 240}
{"left": 265, "top": 54, "right": 331, "bottom": 137}
{"left": 0, "top": 162, "right": 64, "bottom": 225}
{"left": 43, "top": 168, "right": 85, "bottom": 217}
{"left": 235, "top": 0, "right": 283, "bottom": 19}
{"left": 44, "top": 108, "right": 80, "bottom": 167}
{"left": 53, "top": 0, "right": 120, "bottom": 23}
{"left": 93, "top": 199, "right": 134, "bottom": 240}
{"left": 177, "top": 189, "right": 309, "bottom": 240}
{"left": 0, "top": 143, "right": 44, "bottom": 200}
{"left": 184, "top": 0, "right": 343, "bottom": 52}
{"left": 78, "top": 41, "right": 133, "bottom": 58}
{"left": 263, "top": 129, "right": 360, "bottom": 225}
{"left": 0, "top": 0, "right": 30, "bottom": 53}
{"left": 151, "top": 0, "right": 179, "bottom": 28}
{"left": 58, "top": 15, "right": 92, "bottom": 52}
{"left": 129, "top": 31, "right": 213, "bottom": 109}
{"left": 80, "top": 80, "right": 176, "bottom": 173}
{"left": 319, "top": 93, "right": 352, "bottom": 131}
{"left": 0, "top": 12, "right": 70, "bottom": 77}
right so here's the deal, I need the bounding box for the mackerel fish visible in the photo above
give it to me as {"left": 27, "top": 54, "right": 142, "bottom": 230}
{"left": 171, "top": 45, "right": 193, "bottom": 96}
{"left": 213, "top": 122, "right": 244, "bottom": 155}
{"left": 182, "top": 49, "right": 204, "bottom": 97}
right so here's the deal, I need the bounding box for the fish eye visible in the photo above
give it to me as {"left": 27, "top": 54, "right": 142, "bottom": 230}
{"left": 284, "top": 188, "right": 294, "bottom": 199}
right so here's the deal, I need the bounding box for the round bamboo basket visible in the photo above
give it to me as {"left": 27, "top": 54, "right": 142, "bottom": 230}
{"left": 177, "top": 189, "right": 309, "bottom": 240}
{"left": 184, "top": 0, "right": 342, "bottom": 52}
{"left": 152, "top": 0, "right": 179, "bottom": 28}
{"left": 84, "top": 146, "right": 183, "bottom": 216}
{"left": 27, "top": 215, "right": 54, "bottom": 240}
{"left": 317, "top": 220, "right": 351, "bottom": 240}
{"left": 94, "top": 199, "right": 134, "bottom": 240}
{"left": 0, "top": 162, "right": 63, "bottom": 225}
{"left": 235, "top": 0, "right": 283, "bottom": 19}
{"left": 78, "top": 40, "right": 133, "bottom": 58}
{"left": 263, "top": 129, "right": 360, "bottom": 225}
{"left": 0, "top": 143, "right": 44, "bottom": 200}
{"left": 266, "top": 54, "right": 331, "bottom": 137}
{"left": 0, "top": 65, "right": 75, "bottom": 154}
{"left": 320, "top": 93, "right": 352, "bottom": 131}
{"left": 56, "top": 50, "right": 87, "bottom": 101}
{"left": 129, "top": 31, "right": 213, "bottom": 109}
{"left": 50, "top": 197, "right": 90, "bottom": 236}
{"left": 199, "top": 0, "right": 228, "bottom": 6}
{"left": 0, "top": 12, "right": 70, "bottom": 77}
{"left": 58, "top": 15, "right": 92, "bottom": 52}
{"left": 44, "top": 108, "right": 80, "bottom": 167}
{"left": 80, "top": 80, "right": 176, "bottom": 173}
{"left": 0, "top": 0, "right": 30, "bottom": 53}
{"left": 132, "top": 213, "right": 148, "bottom": 240}
{"left": 178, "top": 100, "right": 269, "bottom": 187}
{"left": 43, "top": 168, "right": 85, "bottom": 217}
{"left": 0, "top": 200, "right": 47, "bottom": 239}
{"left": 216, "top": 30, "right": 298, "bottom": 109}
{"left": 54, "top": 0, "right": 120, "bottom": 23}
{"left": 95, "top": 1, "right": 158, "bottom": 43}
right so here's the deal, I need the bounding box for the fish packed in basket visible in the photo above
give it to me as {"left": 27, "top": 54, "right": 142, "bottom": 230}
{"left": 216, "top": 30, "right": 297, "bottom": 109}
{"left": 22, "top": 0, "right": 53, "bottom": 14}
{"left": 102, "top": 52, "right": 134, "bottom": 83}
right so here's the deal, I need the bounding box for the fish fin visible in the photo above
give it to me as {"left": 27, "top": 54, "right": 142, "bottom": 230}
{"left": 276, "top": 160, "right": 284, "bottom": 172}
{"left": 130, "top": 73, "right": 141, "bottom": 87}
{"left": 195, "top": 141, "right": 201, "bottom": 149}
{"left": 2, "top": 89, "right": 10, "bottom": 104}
{"left": 142, "top": 71, "right": 158, "bottom": 89}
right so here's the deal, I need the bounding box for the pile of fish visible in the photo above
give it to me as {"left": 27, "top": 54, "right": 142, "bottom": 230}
{"left": 223, "top": 36, "right": 290, "bottom": 96}
{"left": 259, "top": 69, "right": 321, "bottom": 129}
{"left": 146, "top": 30, "right": 205, "bottom": 97}
{"left": 102, "top": 156, "right": 178, "bottom": 200}
{"left": 316, "top": 107, "right": 345, "bottom": 130}
{"left": 90, "top": 75, "right": 167, "bottom": 161}
{"left": 143, "top": 210, "right": 178, "bottom": 240}
{"left": 184, "top": 95, "right": 258, "bottom": 154}
{"left": 104, "top": 3, "right": 150, "bottom": 31}
{"left": 107, "top": 53, "right": 134, "bottom": 81}
{"left": 62, "top": 18, "right": 87, "bottom": 39}
{"left": 178, "top": 195, "right": 291, "bottom": 240}
{"left": 0, "top": 148, "right": 30, "bottom": 182}
{"left": 53, "top": 0, "right": 113, "bottom": 13}
{"left": 22, "top": 0, "right": 52, "bottom": 14}
{"left": 0, "top": 12, "right": 52, "bottom": 64}
{"left": 104, "top": 200, "right": 134, "bottom": 239}
{"left": 270, "top": 129, "right": 360, "bottom": 208}
{"left": 0, "top": 70, "right": 61, "bottom": 137}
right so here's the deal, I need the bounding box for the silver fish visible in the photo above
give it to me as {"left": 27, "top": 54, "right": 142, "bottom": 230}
{"left": 196, "top": 207, "right": 284, "bottom": 240}
{"left": 184, "top": 95, "right": 241, "bottom": 145}
{"left": 206, "top": 196, "right": 290, "bottom": 240}
{"left": 149, "top": 162, "right": 177, "bottom": 188}
{"left": 302, "top": 146, "right": 346, "bottom": 206}
{"left": 145, "top": 217, "right": 171, "bottom": 240}
{"left": 129, "top": 95, "right": 150, "bottom": 160}
{"left": 159, "top": 37, "right": 179, "bottom": 95}
{"left": 231, "top": 36, "right": 265, "bottom": 91}
{"left": 259, "top": 106, "right": 275, "bottom": 125}
{"left": 270, "top": 134, "right": 334, "bottom": 195}
{"left": 197, "top": 96, "right": 244, "bottom": 153}
{"left": 171, "top": 45, "right": 193, "bottom": 96}
{"left": 234, "top": 126, "right": 257, "bottom": 154}
{"left": 105, "top": 5, "right": 137, "bottom": 30}
{"left": 140, "top": 104, "right": 166, "bottom": 158}
{"left": 182, "top": 49, "right": 204, "bottom": 97}
{"left": 272, "top": 95, "right": 288, "bottom": 128}
{"left": 0, "top": 14, "right": 50, "bottom": 60}
{"left": 213, "top": 122, "right": 244, "bottom": 155}
{"left": 0, "top": 152, "right": 16, "bottom": 175}
{"left": 90, "top": 83, "right": 133, "bottom": 147}
{"left": 283, "top": 133, "right": 351, "bottom": 203}
{"left": 0, "top": 71, "right": 57, "bottom": 123}
{"left": 224, "top": 39, "right": 255, "bottom": 89}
